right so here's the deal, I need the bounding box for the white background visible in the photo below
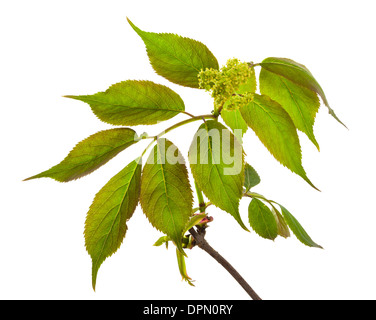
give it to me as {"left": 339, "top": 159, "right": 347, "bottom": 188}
{"left": 1, "top": 0, "right": 375, "bottom": 300}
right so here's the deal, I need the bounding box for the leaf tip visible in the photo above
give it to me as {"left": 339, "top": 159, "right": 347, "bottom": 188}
{"left": 328, "top": 108, "right": 348, "bottom": 130}
{"left": 23, "top": 173, "right": 44, "bottom": 182}
{"left": 303, "top": 175, "right": 320, "bottom": 192}
{"left": 91, "top": 263, "right": 99, "bottom": 292}
{"left": 63, "top": 95, "right": 78, "bottom": 100}
{"left": 126, "top": 17, "right": 140, "bottom": 33}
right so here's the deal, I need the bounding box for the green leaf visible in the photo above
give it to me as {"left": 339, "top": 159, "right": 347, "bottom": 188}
{"left": 260, "top": 68, "right": 320, "bottom": 150}
{"left": 278, "top": 204, "right": 322, "bottom": 248}
{"left": 127, "top": 18, "right": 219, "bottom": 88}
{"left": 188, "top": 120, "right": 248, "bottom": 231}
{"left": 244, "top": 163, "right": 261, "bottom": 192}
{"left": 248, "top": 198, "right": 278, "bottom": 240}
{"left": 24, "top": 128, "right": 139, "bottom": 182}
{"left": 240, "top": 94, "right": 318, "bottom": 190}
{"left": 176, "top": 249, "right": 194, "bottom": 286}
{"left": 140, "top": 139, "right": 193, "bottom": 253}
{"left": 260, "top": 57, "right": 346, "bottom": 128}
{"left": 85, "top": 158, "right": 142, "bottom": 290}
{"left": 153, "top": 235, "right": 170, "bottom": 248}
{"left": 270, "top": 204, "right": 290, "bottom": 238}
{"left": 65, "top": 80, "right": 185, "bottom": 126}
{"left": 221, "top": 108, "right": 248, "bottom": 138}
{"left": 184, "top": 213, "right": 207, "bottom": 233}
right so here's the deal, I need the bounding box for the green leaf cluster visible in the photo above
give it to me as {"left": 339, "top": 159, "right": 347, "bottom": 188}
{"left": 25, "top": 18, "right": 343, "bottom": 290}
{"left": 246, "top": 192, "right": 321, "bottom": 248}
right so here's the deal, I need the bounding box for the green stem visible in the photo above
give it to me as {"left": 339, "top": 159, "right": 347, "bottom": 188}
{"left": 192, "top": 202, "right": 212, "bottom": 214}
{"left": 248, "top": 62, "right": 261, "bottom": 68}
{"left": 155, "top": 114, "right": 216, "bottom": 139}
{"left": 194, "top": 181, "right": 206, "bottom": 213}
{"left": 244, "top": 191, "right": 277, "bottom": 205}
{"left": 140, "top": 114, "right": 216, "bottom": 157}
{"left": 182, "top": 111, "right": 195, "bottom": 118}
{"left": 213, "top": 102, "right": 224, "bottom": 118}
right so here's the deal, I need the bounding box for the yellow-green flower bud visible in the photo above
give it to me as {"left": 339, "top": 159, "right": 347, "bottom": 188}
{"left": 197, "top": 58, "right": 254, "bottom": 113}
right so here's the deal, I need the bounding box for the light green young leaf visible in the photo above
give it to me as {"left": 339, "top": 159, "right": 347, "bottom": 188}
{"left": 221, "top": 108, "right": 248, "bottom": 138}
{"left": 176, "top": 249, "right": 194, "bottom": 286}
{"left": 260, "top": 68, "right": 320, "bottom": 150}
{"left": 271, "top": 204, "right": 290, "bottom": 238}
{"left": 65, "top": 80, "right": 185, "bottom": 126}
{"left": 188, "top": 120, "right": 248, "bottom": 231}
{"left": 279, "top": 204, "right": 322, "bottom": 248}
{"left": 24, "top": 128, "right": 138, "bottom": 182}
{"left": 153, "top": 235, "right": 170, "bottom": 248}
{"left": 240, "top": 94, "right": 318, "bottom": 190}
{"left": 184, "top": 213, "right": 207, "bottom": 233}
{"left": 127, "top": 18, "right": 219, "bottom": 88}
{"left": 248, "top": 198, "right": 278, "bottom": 240}
{"left": 140, "top": 139, "right": 193, "bottom": 253}
{"left": 244, "top": 163, "right": 261, "bottom": 192}
{"left": 260, "top": 57, "right": 346, "bottom": 128}
{"left": 85, "top": 158, "right": 142, "bottom": 290}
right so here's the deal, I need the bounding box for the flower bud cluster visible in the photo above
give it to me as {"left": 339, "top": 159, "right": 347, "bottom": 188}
{"left": 223, "top": 92, "right": 254, "bottom": 111}
{"left": 198, "top": 58, "right": 253, "bottom": 111}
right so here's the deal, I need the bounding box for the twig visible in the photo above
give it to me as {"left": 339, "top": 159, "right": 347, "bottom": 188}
{"left": 188, "top": 227, "right": 262, "bottom": 300}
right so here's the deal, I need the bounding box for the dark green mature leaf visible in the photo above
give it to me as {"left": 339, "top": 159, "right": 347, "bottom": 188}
{"left": 244, "top": 163, "right": 261, "bottom": 192}
{"left": 260, "top": 68, "right": 320, "bottom": 150}
{"left": 140, "top": 139, "right": 193, "bottom": 253}
{"left": 248, "top": 198, "right": 278, "bottom": 240}
{"left": 188, "top": 120, "right": 248, "bottom": 231}
{"left": 279, "top": 204, "right": 322, "bottom": 248}
{"left": 85, "top": 158, "right": 142, "bottom": 290}
{"left": 127, "top": 18, "right": 219, "bottom": 88}
{"left": 240, "top": 94, "right": 317, "bottom": 190}
{"left": 260, "top": 57, "right": 346, "bottom": 128}
{"left": 65, "top": 80, "right": 185, "bottom": 126}
{"left": 25, "top": 128, "right": 138, "bottom": 182}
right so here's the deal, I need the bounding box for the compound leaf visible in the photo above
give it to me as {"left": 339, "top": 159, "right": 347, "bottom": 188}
{"left": 260, "top": 57, "right": 346, "bottom": 128}
{"left": 240, "top": 94, "right": 317, "bottom": 190}
{"left": 25, "top": 128, "right": 139, "bottom": 182}
{"left": 85, "top": 157, "right": 142, "bottom": 290}
{"left": 65, "top": 80, "right": 185, "bottom": 126}
{"left": 128, "top": 18, "right": 219, "bottom": 88}
{"left": 188, "top": 120, "right": 248, "bottom": 231}
{"left": 248, "top": 198, "right": 278, "bottom": 240}
{"left": 140, "top": 139, "right": 193, "bottom": 253}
